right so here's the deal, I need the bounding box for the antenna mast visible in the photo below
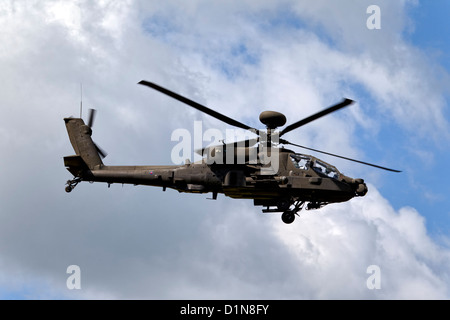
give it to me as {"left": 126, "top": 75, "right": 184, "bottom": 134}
{"left": 80, "top": 83, "right": 83, "bottom": 118}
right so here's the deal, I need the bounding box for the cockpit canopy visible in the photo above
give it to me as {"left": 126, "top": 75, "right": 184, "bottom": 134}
{"left": 290, "top": 153, "right": 340, "bottom": 179}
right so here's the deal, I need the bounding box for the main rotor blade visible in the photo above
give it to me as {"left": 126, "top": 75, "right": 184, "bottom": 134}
{"left": 280, "top": 98, "right": 354, "bottom": 137}
{"left": 139, "top": 80, "right": 259, "bottom": 135}
{"left": 87, "top": 108, "right": 96, "bottom": 128}
{"left": 280, "top": 139, "right": 401, "bottom": 172}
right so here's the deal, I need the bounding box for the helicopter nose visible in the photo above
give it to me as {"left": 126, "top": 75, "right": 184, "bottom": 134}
{"left": 343, "top": 176, "right": 368, "bottom": 197}
{"left": 356, "top": 182, "right": 368, "bottom": 196}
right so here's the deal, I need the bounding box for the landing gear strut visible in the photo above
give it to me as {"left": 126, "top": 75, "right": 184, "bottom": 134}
{"left": 260, "top": 199, "right": 316, "bottom": 224}
{"left": 65, "top": 177, "right": 82, "bottom": 193}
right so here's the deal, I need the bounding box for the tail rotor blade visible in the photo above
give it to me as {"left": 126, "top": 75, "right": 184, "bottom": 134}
{"left": 87, "top": 109, "right": 97, "bottom": 128}
{"left": 94, "top": 141, "right": 108, "bottom": 159}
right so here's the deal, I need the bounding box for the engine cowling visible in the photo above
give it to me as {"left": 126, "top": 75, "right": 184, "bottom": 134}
{"left": 205, "top": 146, "right": 258, "bottom": 164}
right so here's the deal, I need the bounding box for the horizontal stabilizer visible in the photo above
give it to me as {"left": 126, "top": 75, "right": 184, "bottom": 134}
{"left": 64, "top": 155, "right": 88, "bottom": 168}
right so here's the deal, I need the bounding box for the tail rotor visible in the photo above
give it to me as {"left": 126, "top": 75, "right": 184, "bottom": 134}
{"left": 86, "top": 109, "right": 108, "bottom": 159}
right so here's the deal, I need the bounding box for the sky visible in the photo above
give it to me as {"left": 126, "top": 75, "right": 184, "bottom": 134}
{"left": 0, "top": 0, "right": 449, "bottom": 299}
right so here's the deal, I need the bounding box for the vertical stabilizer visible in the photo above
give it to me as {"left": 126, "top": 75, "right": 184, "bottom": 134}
{"left": 64, "top": 118, "right": 103, "bottom": 169}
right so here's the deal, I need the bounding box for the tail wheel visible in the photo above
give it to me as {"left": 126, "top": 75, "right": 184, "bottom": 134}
{"left": 65, "top": 177, "right": 82, "bottom": 193}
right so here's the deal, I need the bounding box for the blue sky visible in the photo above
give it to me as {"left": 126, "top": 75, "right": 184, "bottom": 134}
{"left": 383, "top": 1, "right": 450, "bottom": 237}
{"left": 407, "top": 0, "right": 450, "bottom": 70}
{"left": 0, "top": 0, "right": 449, "bottom": 300}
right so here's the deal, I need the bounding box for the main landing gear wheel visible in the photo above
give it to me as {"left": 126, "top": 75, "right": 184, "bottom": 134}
{"left": 280, "top": 200, "right": 305, "bottom": 224}
{"left": 281, "top": 211, "right": 296, "bottom": 224}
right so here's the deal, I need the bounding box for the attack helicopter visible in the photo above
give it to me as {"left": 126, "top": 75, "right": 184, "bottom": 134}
{"left": 63, "top": 80, "right": 400, "bottom": 224}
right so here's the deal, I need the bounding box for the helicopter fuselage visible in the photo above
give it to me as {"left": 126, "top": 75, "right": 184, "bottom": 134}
{"left": 64, "top": 116, "right": 367, "bottom": 222}
{"left": 63, "top": 79, "right": 398, "bottom": 224}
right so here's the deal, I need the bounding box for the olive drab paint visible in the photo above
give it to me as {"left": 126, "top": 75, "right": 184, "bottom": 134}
{"left": 63, "top": 81, "right": 400, "bottom": 224}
